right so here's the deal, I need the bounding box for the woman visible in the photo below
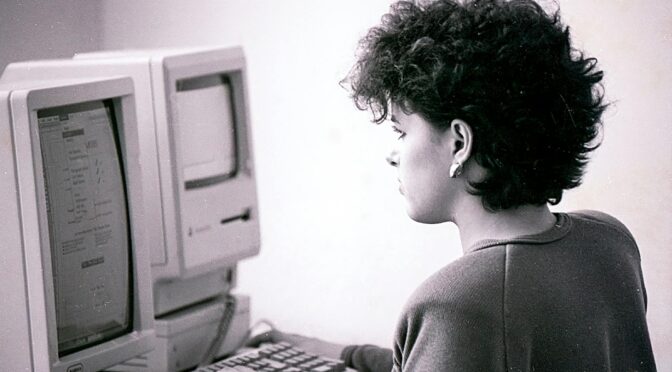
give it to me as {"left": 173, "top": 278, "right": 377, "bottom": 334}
{"left": 253, "top": 0, "right": 656, "bottom": 370}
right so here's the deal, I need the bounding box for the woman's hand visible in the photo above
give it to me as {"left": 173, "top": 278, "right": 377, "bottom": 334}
{"left": 246, "top": 328, "right": 346, "bottom": 360}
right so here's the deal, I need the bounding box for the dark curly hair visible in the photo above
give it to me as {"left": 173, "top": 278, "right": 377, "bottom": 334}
{"left": 344, "top": 0, "right": 607, "bottom": 211}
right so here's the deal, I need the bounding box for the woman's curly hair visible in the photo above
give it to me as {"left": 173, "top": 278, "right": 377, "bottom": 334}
{"left": 345, "top": 0, "right": 607, "bottom": 211}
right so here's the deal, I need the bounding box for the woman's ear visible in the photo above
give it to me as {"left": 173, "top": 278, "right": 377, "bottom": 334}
{"left": 449, "top": 118, "right": 474, "bottom": 165}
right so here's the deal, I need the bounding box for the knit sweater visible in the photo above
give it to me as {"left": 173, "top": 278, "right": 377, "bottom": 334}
{"left": 341, "top": 211, "right": 656, "bottom": 371}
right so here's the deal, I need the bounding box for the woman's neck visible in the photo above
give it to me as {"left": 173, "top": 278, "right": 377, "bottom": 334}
{"left": 454, "top": 198, "right": 557, "bottom": 253}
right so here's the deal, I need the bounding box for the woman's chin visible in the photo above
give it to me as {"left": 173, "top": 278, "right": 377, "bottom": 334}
{"left": 406, "top": 206, "right": 448, "bottom": 225}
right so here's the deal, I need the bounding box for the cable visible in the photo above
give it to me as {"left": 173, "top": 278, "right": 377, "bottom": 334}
{"left": 198, "top": 294, "right": 237, "bottom": 367}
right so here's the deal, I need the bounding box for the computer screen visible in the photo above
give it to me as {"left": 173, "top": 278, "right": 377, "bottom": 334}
{"left": 176, "top": 74, "right": 237, "bottom": 187}
{"left": 37, "top": 100, "right": 132, "bottom": 357}
{"left": 0, "top": 77, "right": 154, "bottom": 371}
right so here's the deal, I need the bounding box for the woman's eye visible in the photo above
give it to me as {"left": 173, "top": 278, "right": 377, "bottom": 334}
{"left": 392, "top": 127, "right": 406, "bottom": 140}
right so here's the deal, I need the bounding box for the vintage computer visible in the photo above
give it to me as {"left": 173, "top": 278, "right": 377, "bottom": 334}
{"left": 73, "top": 47, "right": 261, "bottom": 313}
{"left": 0, "top": 76, "right": 155, "bottom": 371}
{"left": 1, "top": 46, "right": 261, "bottom": 371}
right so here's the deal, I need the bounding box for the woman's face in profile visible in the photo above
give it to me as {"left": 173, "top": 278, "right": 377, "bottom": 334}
{"left": 388, "top": 105, "right": 458, "bottom": 224}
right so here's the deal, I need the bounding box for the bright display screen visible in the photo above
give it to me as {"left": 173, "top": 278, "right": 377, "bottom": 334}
{"left": 176, "top": 74, "right": 237, "bottom": 188}
{"left": 37, "top": 100, "right": 132, "bottom": 356}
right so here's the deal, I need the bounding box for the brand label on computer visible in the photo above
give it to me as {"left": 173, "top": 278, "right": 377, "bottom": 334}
{"left": 67, "top": 363, "right": 84, "bottom": 372}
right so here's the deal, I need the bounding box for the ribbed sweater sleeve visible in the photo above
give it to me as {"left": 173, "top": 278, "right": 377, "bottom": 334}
{"left": 340, "top": 344, "right": 393, "bottom": 372}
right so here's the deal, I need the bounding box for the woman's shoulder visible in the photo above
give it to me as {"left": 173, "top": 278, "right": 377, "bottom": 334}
{"left": 568, "top": 209, "right": 636, "bottom": 244}
{"left": 405, "top": 247, "right": 507, "bottom": 315}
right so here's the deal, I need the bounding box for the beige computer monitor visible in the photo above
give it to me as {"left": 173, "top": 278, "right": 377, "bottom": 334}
{"left": 0, "top": 76, "right": 155, "bottom": 372}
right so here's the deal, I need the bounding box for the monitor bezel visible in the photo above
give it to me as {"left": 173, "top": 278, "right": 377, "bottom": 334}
{"left": 11, "top": 77, "right": 154, "bottom": 372}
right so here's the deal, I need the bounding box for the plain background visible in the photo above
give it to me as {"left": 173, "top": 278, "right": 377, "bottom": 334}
{"left": 1, "top": 0, "right": 670, "bottom": 369}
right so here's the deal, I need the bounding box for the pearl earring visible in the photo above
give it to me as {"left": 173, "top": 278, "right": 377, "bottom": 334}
{"left": 449, "top": 162, "right": 463, "bottom": 178}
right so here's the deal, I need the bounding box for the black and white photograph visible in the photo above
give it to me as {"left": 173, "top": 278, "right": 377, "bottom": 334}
{"left": 1, "top": 1, "right": 670, "bottom": 371}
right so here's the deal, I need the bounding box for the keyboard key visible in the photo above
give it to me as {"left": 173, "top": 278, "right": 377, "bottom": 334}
{"left": 270, "top": 354, "right": 287, "bottom": 362}
{"left": 259, "top": 358, "right": 288, "bottom": 369}
{"left": 310, "top": 367, "right": 334, "bottom": 372}
{"left": 240, "top": 355, "right": 257, "bottom": 363}
{"left": 285, "top": 349, "right": 301, "bottom": 357}
{"left": 259, "top": 348, "right": 275, "bottom": 357}
{"left": 298, "top": 360, "right": 323, "bottom": 369}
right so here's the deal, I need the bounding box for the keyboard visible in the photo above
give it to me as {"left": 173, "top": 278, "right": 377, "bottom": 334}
{"left": 194, "top": 342, "right": 348, "bottom": 372}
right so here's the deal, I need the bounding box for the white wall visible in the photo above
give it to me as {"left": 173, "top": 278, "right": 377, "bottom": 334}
{"left": 3, "top": 0, "right": 669, "bottom": 368}
{"left": 0, "top": 0, "right": 102, "bottom": 73}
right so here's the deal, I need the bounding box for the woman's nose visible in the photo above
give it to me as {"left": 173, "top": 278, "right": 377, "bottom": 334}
{"left": 386, "top": 149, "right": 399, "bottom": 167}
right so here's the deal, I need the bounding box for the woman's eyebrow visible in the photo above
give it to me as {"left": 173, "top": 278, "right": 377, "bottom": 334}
{"left": 390, "top": 114, "right": 399, "bottom": 124}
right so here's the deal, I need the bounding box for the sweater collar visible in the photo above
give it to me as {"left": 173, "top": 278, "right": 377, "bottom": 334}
{"left": 465, "top": 212, "right": 572, "bottom": 254}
